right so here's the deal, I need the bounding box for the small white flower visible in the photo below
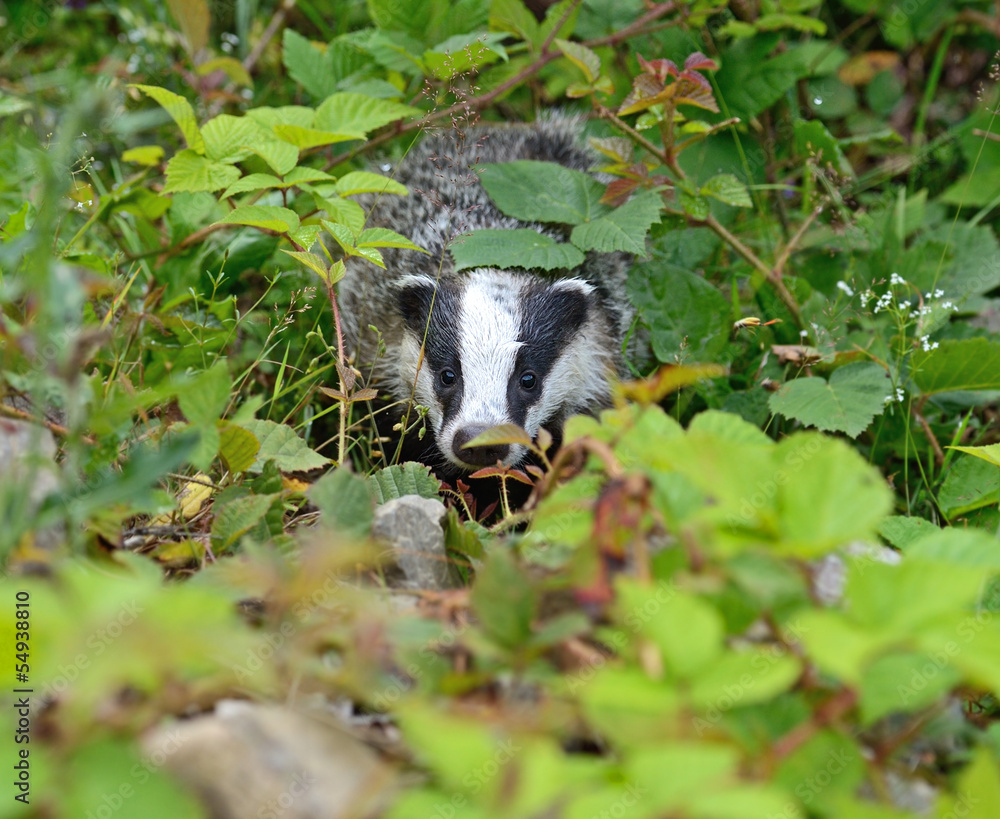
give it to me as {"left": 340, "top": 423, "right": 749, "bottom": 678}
{"left": 836, "top": 280, "right": 855, "bottom": 297}
{"left": 800, "top": 329, "right": 809, "bottom": 338}
{"left": 890, "top": 272, "right": 906, "bottom": 285}
{"left": 919, "top": 335, "right": 939, "bottom": 352}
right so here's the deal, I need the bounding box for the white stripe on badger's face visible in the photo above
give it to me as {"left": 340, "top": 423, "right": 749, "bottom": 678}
{"left": 439, "top": 271, "right": 527, "bottom": 468}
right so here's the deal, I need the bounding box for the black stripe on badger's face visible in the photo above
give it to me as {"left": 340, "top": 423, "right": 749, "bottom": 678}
{"left": 398, "top": 276, "right": 465, "bottom": 426}
{"left": 508, "top": 281, "right": 590, "bottom": 429}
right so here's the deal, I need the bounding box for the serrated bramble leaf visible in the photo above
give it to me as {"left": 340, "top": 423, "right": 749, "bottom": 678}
{"left": 164, "top": 149, "right": 241, "bottom": 194}
{"left": 678, "top": 189, "right": 710, "bottom": 219}
{"left": 479, "top": 161, "right": 608, "bottom": 225}
{"left": 318, "top": 196, "right": 366, "bottom": 234}
{"left": 322, "top": 219, "right": 355, "bottom": 251}
{"left": 132, "top": 84, "right": 206, "bottom": 153}
{"left": 248, "top": 139, "right": 299, "bottom": 176}
{"left": 221, "top": 173, "right": 282, "bottom": 199}
{"left": 554, "top": 38, "right": 600, "bottom": 83}
{"left": 281, "top": 250, "right": 329, "bottom": 279}
{"left": 367, "top": 463, "right": 442, "bottom": 504}
{"left": 200, "top": 114, "right": 266, "bottom": 164}
{"left": 335, "top": 171, "right": 408, "bottom": 197}
{"left": 357, "top": 227, "right": 426, "bottom": 252}
{"left": 589, "top": 137, "right": 633, "bottom": 163}
{"left": 239, "top": 419, "right": 330, "bottom": 473}
{"left": 286, "top": 224, "right": 321, "bottom": 251}
{"left": 210, "top": 493, "right": 280, "bottom": 553}
{"left": 700, "top": 174, "right": 752, "bottom": 207}
{"left": 314, "top": 93, "right": 421, "bottom": 137}
{"left": 215, "top": 205, "right": 300, "bottom": 233}
{"left": 283, "top": 166, "right": 336, "bottom": 186}
{"left": 769, "top": 362, "right": 890, "bottom": 438}
{"left": 353, "top": 246, "right": 385, "bottom": 267}
{"left": 272, "top": 124, "right": 361, "bottom": 149}
{"left": 570, "top": 191, "right": 661, "bottom": 254}
{"left": 282, "top": 28, "right": 338, "bottom": 99}
{"left": 451, "top": 229, "right": 585, "bottom": 272}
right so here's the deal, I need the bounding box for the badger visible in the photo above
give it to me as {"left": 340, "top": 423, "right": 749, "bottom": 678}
{"left": 338, "top": 116, "right": 635, "bottom": 474}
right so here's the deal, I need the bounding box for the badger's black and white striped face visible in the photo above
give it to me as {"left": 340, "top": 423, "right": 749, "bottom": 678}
{"left": 396, "top": 270, "right": 612, "bottom": 471}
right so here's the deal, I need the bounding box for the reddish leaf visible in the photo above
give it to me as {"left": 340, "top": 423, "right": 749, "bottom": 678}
{"left": 684, "top": 52, "right": 718, "bottom": 72}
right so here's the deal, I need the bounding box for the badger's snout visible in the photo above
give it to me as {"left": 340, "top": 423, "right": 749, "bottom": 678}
{"left": 450, "top": 425, "right": 511, "bottom": 468}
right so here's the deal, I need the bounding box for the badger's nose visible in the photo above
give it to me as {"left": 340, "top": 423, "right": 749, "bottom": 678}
{"left": 451, "top": 425, "right": 511, "bottom": 467}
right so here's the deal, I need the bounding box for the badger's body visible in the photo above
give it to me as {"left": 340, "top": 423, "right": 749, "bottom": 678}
{"left": 338, "top": 117, "right": 634, "bottom": 473}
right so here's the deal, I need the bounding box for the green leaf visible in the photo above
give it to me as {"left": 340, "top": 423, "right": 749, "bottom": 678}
{"left": 218, "top": 422, "right": 260, "bottom": 474}
{"left": 677, "top": 188, "right": 710, "bottom": 219}
{"left": 178, "top": 360, "right": 230, "bottom": 427}
{"left": 860, "top": 651, "right": 961, "bottom": 724}
{"left": 210, "top": 493, "right": 280, "bottom": 552}
{"left": 357, "top": 227, "right": 427, "bottom": 252}
{"left": 911, "top": 338, "right": 1000, "bottom": 395}
{"left": 163, "top": 149, "right": 241, "bottom": 194}
{"left": 769, "top": 362, "right": 890, "bottom": 437}
{"left": 700, "top": 174, "right": 753, "bottom": 208}
{"left": 627, "top": 262, "right": 730, "bottom": 362}
{"left": 314, "top": 93, "right": 421, "bottom": 138}
{"left": 166, "top": 0, "right": 209, "bottom": 54}
{"left": 221, "top": 172, "right": 282, "bottom": 198}
{"left": 248, "top": 139, "right": 300, "bottom": 176}
{"left": 200, "top": 114, "right": 267, "bottom": 164}
{"left": 309, "top": 468, "right": 373, "bottom": 537}
{"left": 689, "top": 649, "right": 801, "bottom": 709}
{"left": 423, "top": 32, "right": 508, "bottom": 79}
{"left": 280, "top": 250, "right": 329, "bottom": 278}
{"left": 479, "top": 161, "right": 608, "bottom": 225}
{"left": 282, "top": 28, "right": 339, "bottom": 99}
{"left": 774, "top": 433, "right": 893, "bottom": 555}
{"left": 905, "top": 528, "right": 1000, "bottom": 569}
{"left": 367, "top": 463, "right": 442, "bottom": 504}
{"left": 131, "top": 84, "right": 206, "bottom": 153}
{"left": 287, "top": 224, "right": 322, "bottom": 252}
{"left": 756, "top": 11, "right": 828, "bottom": 34}
{"left": 215, "top": 205, "right": 300, "bottom": 233}
{"left": 939, "top": 453, "right": 1000, "bottom": 518}
{"left": 947, "top": 442, "right": 1000, "bottom": 468}
{"left": 878, "top": 515, "right": 940, "bottom": 550}
{"left": 471, "top": 548, "right": 537, "bottom": 649}
{"left": 554, "top": 38, "right": 600, "bottom": 82}
{"left": 794, "top": 119, "right": 853, "bottom": 176}
{"left": 617, "top": 581, "right": 724, "bottom": 679}
{"left": 489, "top": 0, "right": 540, "bottom": 44}
{"left": 570, "top": 191, "right": 661, "bottom": 254}
{"left": 271, "top": 124, "right": 361, "bottom": 149}
{"left": 335, "top": 171, "right": 408, "bottom": 197}
{"left": 239, "top": 419, "right": 331, "bottom": 473}
{"left": 451, "top": 228, "right": 585, "bottom": 271}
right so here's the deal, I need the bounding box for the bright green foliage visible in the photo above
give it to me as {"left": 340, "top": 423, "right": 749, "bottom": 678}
{"left": 769, "top": 362, "right": 891, "bottom": 438}
{"left": 3, "top": 1, "right": 1000, "bottom": 817}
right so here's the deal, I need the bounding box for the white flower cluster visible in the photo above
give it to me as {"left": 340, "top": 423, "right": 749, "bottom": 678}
{"left": 920, "top": 335, "right": 939, "bottom": 352}
{"left": 884, "top": 387, "right": 905, "bottom": 404}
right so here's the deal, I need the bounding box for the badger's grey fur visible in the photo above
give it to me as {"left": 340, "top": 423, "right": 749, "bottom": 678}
{"left": 338, "top": 116, "right": 634, "bottom": 473}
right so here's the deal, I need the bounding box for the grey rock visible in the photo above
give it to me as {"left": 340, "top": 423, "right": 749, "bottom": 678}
{"left": 0, "top": 417, "right": 64, "bottom": 557}
{"left": 143, "top": 700, "right": 394, "bottom": 819}
{"left": 371, "top": 495, "right": 459, "bottom": 590}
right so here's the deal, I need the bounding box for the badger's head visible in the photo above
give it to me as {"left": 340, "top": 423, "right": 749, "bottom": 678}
{"left": 396, "top": 270, "right": 614, "bottom": 472}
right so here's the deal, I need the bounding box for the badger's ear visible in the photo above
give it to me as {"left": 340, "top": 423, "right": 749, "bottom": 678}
{"left": 396, "top": 275, "right": 437, "bottom": 334}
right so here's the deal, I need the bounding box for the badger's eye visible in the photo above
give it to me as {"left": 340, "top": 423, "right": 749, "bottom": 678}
{"left": 519, "top": 371, "right": 537, "bottom": 391}
{"left": 439, "top": 368, "right": 457, "bottom": 387}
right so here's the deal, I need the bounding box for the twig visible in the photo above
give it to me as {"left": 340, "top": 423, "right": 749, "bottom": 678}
{"left": 774, "top": 206, "right": 822, "bottom": 278}
{"left": 0, "top": 403, "right": 97, "bottom": 446}
{"left": 243, "top": 0, "right": 298, "bottom": 75}
{"left": 912, "top": 399, "right": 945, "bottom": 467}
{"left": 703, "top": 213, "right": 803, "bottom": 326}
